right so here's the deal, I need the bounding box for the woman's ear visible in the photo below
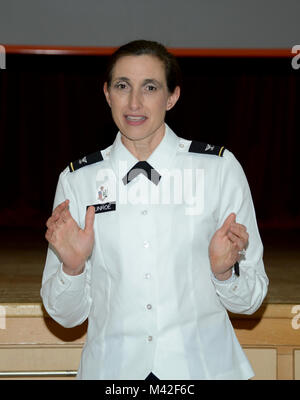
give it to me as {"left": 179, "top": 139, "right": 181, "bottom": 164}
{"left": 103, "top": 82, "right": 111, "bottom": 107}
{"left": 166, "top": 86, "right": 180, "bottom": 111}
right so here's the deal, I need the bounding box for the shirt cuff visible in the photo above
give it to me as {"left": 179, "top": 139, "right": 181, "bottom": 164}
{"left": 56, "top": 263, "right": 87, "bottom": 291}
{"left": 211, "top": 268, "right": 238, "bottom": 285}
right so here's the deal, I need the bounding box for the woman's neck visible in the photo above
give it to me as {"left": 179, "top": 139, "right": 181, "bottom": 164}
{"left": 121, "top": 125, "right": 165, "bottom": 161}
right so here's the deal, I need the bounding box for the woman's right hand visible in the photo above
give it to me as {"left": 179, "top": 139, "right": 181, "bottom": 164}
{"left": 45, "top": 200, "right": 95, "bottom": 275}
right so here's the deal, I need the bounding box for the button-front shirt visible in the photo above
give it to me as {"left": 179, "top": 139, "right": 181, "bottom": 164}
{"left": 41, "top": 124, "right": 268, "bottom": 380}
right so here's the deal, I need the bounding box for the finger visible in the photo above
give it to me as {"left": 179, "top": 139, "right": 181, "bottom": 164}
{"left": 45, "top": 229, "right": 51, "bottom": 242}
{"left": 84, "top": 206, "right": 95, "bottom": 233}
{"left": 45, "top": 228, "right": 55, "bottom": 244}
{"left": 219, "top": 213, "right": 236, "bottom": 235}
{"left": 46, "top": 216, "right": 53, "bottom": 229}
{"left": 230, "top": 223, "right": 249, "bottom": 243}
{"left": 227, "top": 231, "right": 245, "bottom": 251}
{"left": 46, "top": 214, "right": 60, "bottom": 229}
{"left": 52, "top": 200, "right": 69, "bottom": 219}
{"left": 47, "top": 200, "right": 70, "bottom": 228}
{"left": 55, "top": 218, "right": 65, "bottom": 227}
{"left": 61, "top": 208, "right": 72, "bottom": 223}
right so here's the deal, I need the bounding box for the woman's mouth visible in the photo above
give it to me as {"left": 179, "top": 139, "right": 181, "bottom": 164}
{"left": 125, "top": 115, "right": 147, "bottom": 126}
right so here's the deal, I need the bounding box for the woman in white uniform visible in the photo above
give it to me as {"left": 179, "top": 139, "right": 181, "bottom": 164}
{"left": 41, "top": 40, "right": 268, "bottom": 380}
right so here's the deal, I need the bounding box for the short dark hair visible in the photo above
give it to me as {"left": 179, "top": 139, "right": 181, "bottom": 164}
{"left": 105, "top": 40, "right": 182, "bottom": 94}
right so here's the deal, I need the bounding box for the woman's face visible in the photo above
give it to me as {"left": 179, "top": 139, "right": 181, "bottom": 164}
{"left": 103, "top": 54, "right": 180, "bottom": 143}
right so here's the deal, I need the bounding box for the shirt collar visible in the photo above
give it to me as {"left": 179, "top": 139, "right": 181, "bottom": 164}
{"left": 109, "top": 123, "right": 179, "bottom": 182}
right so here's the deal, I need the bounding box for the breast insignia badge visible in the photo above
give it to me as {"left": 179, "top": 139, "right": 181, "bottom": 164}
{"left": 98, "top": 186, "right": 108, "bottom": 202}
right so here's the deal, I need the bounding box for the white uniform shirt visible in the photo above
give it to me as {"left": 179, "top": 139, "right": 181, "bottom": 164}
{"left": 41, "top": 124, "right": 268, "bottom": 380}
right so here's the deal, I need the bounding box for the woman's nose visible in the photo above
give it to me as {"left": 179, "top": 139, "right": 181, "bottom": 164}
{"left": 128, "top": 90, "right": 142, "bottom": 110}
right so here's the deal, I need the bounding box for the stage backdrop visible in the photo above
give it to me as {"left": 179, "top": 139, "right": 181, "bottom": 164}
{"left": 0, "top": 54, "right": 299, "bottom": 230}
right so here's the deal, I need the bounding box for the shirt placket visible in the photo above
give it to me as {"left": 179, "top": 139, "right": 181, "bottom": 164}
{"left": 135, "top": 176, "right": 158, "bottom": 349}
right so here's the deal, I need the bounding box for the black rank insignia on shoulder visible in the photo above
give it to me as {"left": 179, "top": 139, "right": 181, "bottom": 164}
{"left": 188, "top": 141, "right": 225, "bottom": 157}
{"left": 69, "top": 151, "right": 103, "bottom": 173}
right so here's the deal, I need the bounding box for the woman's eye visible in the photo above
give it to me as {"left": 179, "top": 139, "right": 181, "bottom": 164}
{"left": 115, "top": 82, "right": 128, "bottom": 90}
{"left": 146, "top": 85, "right": 157, "bottom": 92}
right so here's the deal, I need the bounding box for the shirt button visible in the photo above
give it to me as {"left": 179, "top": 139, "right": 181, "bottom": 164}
{"left": 232, "top": 285, "right": 238, "bottom": 291}
{"left": 141, "top": 210, "right": 148, "bottom": 215}
{"left": 179, "top": 143, "right": 184, "bottom": 148}
{"left": 147, "top": 336, "right": 153, "bottom": 342}
{"left": 143, "top": 240, "right": 149, "bottom": 248}
{"left": 144, "top": 273, "right": 151, "bottom": 279}
{"left": 146, "top": 304, "right": 152, "bottom": 310}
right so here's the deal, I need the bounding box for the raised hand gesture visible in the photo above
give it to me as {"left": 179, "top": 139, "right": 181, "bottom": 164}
{"left": 209, "top": 213, "right": 249, "bottom": 281}
{"left": 45, "top": 200, "right": 95, "bottom": 275}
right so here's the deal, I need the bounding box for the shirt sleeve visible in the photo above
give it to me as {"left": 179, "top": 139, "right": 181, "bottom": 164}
{"left": 211, "top": 150, "right": 269, "bottom": 315}
{"left": 40, "top": 168, "right": 92, "bottom": 328}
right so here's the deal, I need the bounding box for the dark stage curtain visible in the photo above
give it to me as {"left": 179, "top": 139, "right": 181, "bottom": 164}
{"left": 0, "top": 54, "right": 299, "bottom": 231}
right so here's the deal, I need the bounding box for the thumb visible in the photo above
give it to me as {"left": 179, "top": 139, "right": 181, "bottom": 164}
{"left": 219, "top": 213, "right": 236, "bottom": 235}
{"left": 84, "top": 206, "right": 95, "bottom": 233}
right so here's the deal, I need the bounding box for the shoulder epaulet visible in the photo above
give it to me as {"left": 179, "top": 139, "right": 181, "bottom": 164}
{"left": 69, "top": 150, "right": 103, "bottom": 172}
{"left": 188, "top": 141, "right": 225, "bottom": 157}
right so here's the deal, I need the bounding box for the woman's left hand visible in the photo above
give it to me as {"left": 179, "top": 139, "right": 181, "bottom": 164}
{"left": 209, "top": 213, "right": 249, "bottom": 281}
